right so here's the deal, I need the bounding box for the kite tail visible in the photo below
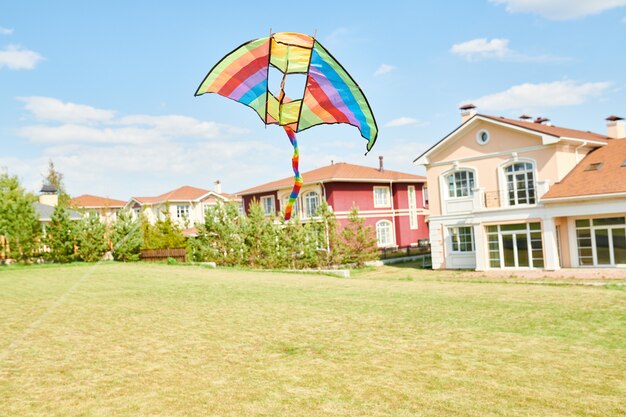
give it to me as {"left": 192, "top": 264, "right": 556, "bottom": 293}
{"left": 283, "top": 125, "right": 302, "bottom": 221}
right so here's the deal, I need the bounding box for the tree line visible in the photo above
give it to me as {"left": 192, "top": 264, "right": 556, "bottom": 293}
{"left": 1, "top": 170, "right": 379, "bottom": 268}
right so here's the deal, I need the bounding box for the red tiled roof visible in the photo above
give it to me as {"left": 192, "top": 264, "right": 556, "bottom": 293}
{"left": 70, "top": 194, "right": 126, "bottom": 208}
{"left": 238, "top": 162, "right": 426, "bottom": 195}
{"left": 133, "top": 185, "right": 238, "bottom": 205}
{"left": 542, "top": 139, "right": 626, "bottom": 200}
{"left": 480, "top": 114, "right": 610, "bottom": 143}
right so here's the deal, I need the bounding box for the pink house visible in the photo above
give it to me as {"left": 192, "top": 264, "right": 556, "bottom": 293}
{"left": 237, "top": 159, "right": 429, "bottom": 248}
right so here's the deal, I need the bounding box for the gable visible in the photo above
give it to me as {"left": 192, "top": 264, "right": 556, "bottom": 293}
{"left": 427, "top": 119, "right": 545, "bottom": 164}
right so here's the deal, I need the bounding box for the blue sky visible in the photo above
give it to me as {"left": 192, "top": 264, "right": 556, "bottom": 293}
{"left": 1, "top": 0, "right": 625, "bottom": 199}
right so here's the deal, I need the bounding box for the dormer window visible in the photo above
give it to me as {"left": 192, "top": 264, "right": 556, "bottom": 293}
{"left": 447, "top": 171, "right": 475, "bottom": 198}
{"left": 504, "top": 162, "right": 535, "bottom": 205}
{"left": 584, "top": 162, "right": 603, "bottom": 171}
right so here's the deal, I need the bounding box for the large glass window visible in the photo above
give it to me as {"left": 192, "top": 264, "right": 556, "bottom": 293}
{"left": 575, "top": 216, "right": 626, "bottom": 266}
{"left": 505, "top": 162, "right": 535, "bottom": 205}
{"left": 449, "top": 226, "right": 474, "bottom": 252}
{"left": 447, "top": 171, "right": 475, "bottom": 198}
{"left": 374, "top": 186, "right": 391, "bottom": 207}
{"left": 376, "top": 220, "right": 393, "bottom": 247}
{"left": 486, "top": 222, "right": 543, "bottom": 268}
{"left": 304, "top": 191, "right": 319, "bottom": 218}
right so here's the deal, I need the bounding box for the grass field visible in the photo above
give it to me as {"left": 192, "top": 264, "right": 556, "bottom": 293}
{"left": 1, "top": 263, "right": 624, "bottom": 416}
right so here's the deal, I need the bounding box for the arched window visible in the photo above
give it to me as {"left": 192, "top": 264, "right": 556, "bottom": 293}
{"left": 283, "top": 197, "right": 299, "bottom": 217}
{"left": 304, "top": 191, "right": 320, "bottom": 218}
{"left": 376, "top": 220, "right": 394, "bottom": 247}
{"left": 504, "top": 162, "right": 535, "bottom": 205}
{"left": 447, "top": 170, "right": 475, "bottom": 198}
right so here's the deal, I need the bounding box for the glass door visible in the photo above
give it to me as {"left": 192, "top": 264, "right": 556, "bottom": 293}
{"left": 613, "top": 228, "right": 626, "bottom": 265}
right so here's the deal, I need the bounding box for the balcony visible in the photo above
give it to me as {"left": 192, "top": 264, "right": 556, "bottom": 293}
{"left": 473, "top": 180, "right": 550, "bottom": 211}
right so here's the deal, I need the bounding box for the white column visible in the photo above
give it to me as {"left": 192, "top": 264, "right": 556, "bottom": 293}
{"left": 543, "top": 217, "right": 561, "bottom": 271}
{"left": 473, "top": 223, "right": 486, "bottom": 271}
{"left": 429, "top": 221, "right": 445, "bottom": 269}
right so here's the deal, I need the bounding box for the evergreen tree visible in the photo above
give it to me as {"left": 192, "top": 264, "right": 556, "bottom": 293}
{"left": 311, "top": 201, "right": 341, "bottom": 266}
{"left": 0, "top": 170, "right": 41, "bottom": 261}
{"left": 44, "top": 160, "right": 71, "bottom": 206}
{"left": 244, "top": 201, "right": 278, "bottom": 268}
{"left": 46, "top": 203, "right": 77, "bottom": 262}
{"left": 77, "top": 215, "right": 108, "bottom": 262}
{"left": 340, "top": 206, "right": 379, "bottom": 267}
{"left": 111, "top": 209, "right": 142, "bottom": 262}
{"left": 142, "top": 209, "right": 186, "bottom": 250}
{"left": 191, "top": 202, "right": 246, "bottom": 265}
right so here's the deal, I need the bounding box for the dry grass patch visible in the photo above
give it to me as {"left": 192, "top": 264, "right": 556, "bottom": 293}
{"left": 0, "top": 263, "right": 624, "bottom": 416}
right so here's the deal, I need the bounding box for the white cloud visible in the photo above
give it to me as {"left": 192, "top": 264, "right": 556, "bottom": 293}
{"left": 491, "top": 0, "right": 626, "bottom": 19}
{"left": 0, "top": 26, "right": 13, "bottom": 35}
{"left": 469, "top": 80, "right": 611, "bottom": 111}
{"left": 385, "top": 117, "right": 428, "bottom": 128}
{"left": 451, "top": 38, "right": 510, "bottom": 60}
{"left": 374, "top": 64, "right": 396, "bottom": 76}
{"left": 0, "top": 45, "right": 44, "bottom": 70}
{"left": 451, "top": 38, "right": 568, "bottom": 62}
{"left": 19, "top": 96, "right": 115, "bottom": 124}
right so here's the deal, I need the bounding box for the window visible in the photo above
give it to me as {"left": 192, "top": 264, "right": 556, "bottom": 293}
{"left": 376, "top": 220, "right": 394, "bottom": 247}
{"left": 449, "top": 226, "right": 474, "bottom": 252}
{"left": 486, "top": 223, "right": 543, "bottom": 269}
{"left": 282, "top": 197, "right": 299, "bottom": 217}
{"left": 374, "top": 186, "right": 391, "bottom": 207}
{"left": 304, "top": 191, "right": 320, "bottom": 218}
{"left": 504, "top": 162, "right": 535, "bottom": 205}
{"left": 422, "top": 186, "right": 429, "bottom": 207}
{"left": 407, "top": 186, "right": 418, "bottom": 229}
{"left": 133, "top": 207, "right": 141, "bottom": 218}
{"left": 575, "top": 216, "right": 626, "bottom": 266}
{"left": 447, "top": 171, "right": 475, "bottom": 198}
{"left": 176, "top": 204, "right": 189, "bottom": 219}
{"left": 584, "top": 162, "right": 603, "bottom": 171}
{"left": 89, "top": 210, "right": 100, "bottom": 218}
{"left": 476, "top": 129, "right": 490, "bottom": 145}
{"left": 260, "top": 196, "right": 275, "bottom": 216}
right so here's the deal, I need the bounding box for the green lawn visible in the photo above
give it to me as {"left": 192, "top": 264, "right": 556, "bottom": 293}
{"left": 1, "top": 263, "right": 624, "bottom": 417}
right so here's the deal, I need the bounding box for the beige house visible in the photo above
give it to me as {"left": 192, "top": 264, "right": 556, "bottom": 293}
{"left": 415, "top": 105, "right": 626, "bottom": 270}
{"left": 126, "top": 183, "right": 241, "bottom": 236}
{"left": 70, "top": 195, "right": 127, "bottom": 225}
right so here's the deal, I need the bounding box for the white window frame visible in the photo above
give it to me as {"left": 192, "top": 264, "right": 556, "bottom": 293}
{"left": 407, "top": 185, "right": 418, "bottom": 230}
{"left": 373, "top": 186, "right": 391, "bottom": 208}
{"left": 446, "top": 170, "right": 475, "bottom": 198}
{"left": 502, "top": 160, "right": 536, "bottom": 206}
{"left": 376, "top": 220, "right": 395, "bottom": 247}
{"left": 176, "top": 204, "right": 190, "bottom": 219}
{"left": 304, "top": 191, "right": 320, "bottom": 218}
{"left": 422, "top": 186, "right": 429, "bottom": 208}
{"left": 448, "top": 226, "right": 474, "bottom": 253}
{"left": 260, "top": 195, "right": 275, "bottom": 216}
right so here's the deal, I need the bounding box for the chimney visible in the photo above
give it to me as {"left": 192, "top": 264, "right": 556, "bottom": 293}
{"left": 379, "top": 155, "right": 384, "bottom": 173}
{"left": 214, "top": 180, "right": 222, "bottom": 194}
{"left": 39, "top": 183, "right": 58, "bottom": 207}
{"left": 534, "top": 117, "right": 551, "bottom": 126}
{"left": 519, "top": 114, "right": 532, "bottom": 121}
{"left": 459, "top": 104, "right": 477, "bottom": 124}
{"left": 606, "top": 115, "right": 625, "bottom": 139}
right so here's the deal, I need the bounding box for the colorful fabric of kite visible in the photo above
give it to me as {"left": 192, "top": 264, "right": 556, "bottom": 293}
{"left": 195, "top": 32, "right": 378, "bottom": 220}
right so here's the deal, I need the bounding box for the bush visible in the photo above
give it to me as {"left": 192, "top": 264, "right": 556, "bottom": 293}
{"left": 111, "top": 209, "right": 142, "bottom": 262}
{"left": 77, "top": 215, "right": 108, "bottom": 262}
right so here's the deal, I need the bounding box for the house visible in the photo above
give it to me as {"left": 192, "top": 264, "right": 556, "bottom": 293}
{"left": 237, "top": 159, "right": 429, "bottom": 248}
{"left": 414, "top": 105, "right": 626, "bottom": 270}
{"left": 70, "top": 195, "right": 127, "bottom": 225}
{"left": 125, "top": 182, "right": 242, "bottom": 236}
{"left": 34, "top": 183, "right": 81, "bottom": 227}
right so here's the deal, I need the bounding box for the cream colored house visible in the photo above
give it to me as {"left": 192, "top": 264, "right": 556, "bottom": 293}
{"left": 126, "top": 183, "right": 241, "bottom": 236}
{"left": 415, "top": 106, "right": 626, "bottom": 270}
{"left": 70, "top": 195, "right": 127, "bottom": 225}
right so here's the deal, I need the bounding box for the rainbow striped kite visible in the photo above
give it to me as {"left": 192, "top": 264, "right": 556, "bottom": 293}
{"left": 195, "top": 32, "right": 378, "bottom": 220}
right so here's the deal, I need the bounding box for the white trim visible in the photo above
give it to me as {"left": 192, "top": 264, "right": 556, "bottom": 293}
{"left": 259, "top": 195, "right": 275, "bottom": 216}
{"left": 427, "top": 144, "right": 548, "bottom": 168}
{"left": 476, "top": 129, "right": 490, "bottom": 145}
{"left": 375, "top": 219, "right": 395, "bottom": 247}
{"left": 238, "top": 178, "right": 426, "bottom": 196}
{"left": 542, "top": 191, "right": 626, "bottom": 203}
{"left": 408, "top": 185, "right": 418, "bottom": 230}
{"left": 498, "top": 157, "right": 538, "bottom": 207}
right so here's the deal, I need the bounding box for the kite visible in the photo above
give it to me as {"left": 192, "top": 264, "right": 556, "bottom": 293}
{"left": 195, "top": 31, "right": 378, "bottom": 220}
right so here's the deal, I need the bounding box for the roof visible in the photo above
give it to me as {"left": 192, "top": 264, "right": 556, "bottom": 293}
{"left": 542, "top": 139, "right": 626, "bottom": 200}
{"left": 480, "top": 115, "right": 610, "bottom": 143}
{"left": 71, "top": 194, "right": 126, "bottom": 208}
{"left": 132, "top": 185, "right": 240, "bottom": 205}
{"left": 415, "top": 113, "right": 610, "bottom": 164}
{"left": 40, "top": 183, "right": 57, "bottom": 193}
{"left": 33, "top": 202, "right": 81, "bottom": 222}
{"left": 238, "top": 162, "right": 426, "bottom": 195}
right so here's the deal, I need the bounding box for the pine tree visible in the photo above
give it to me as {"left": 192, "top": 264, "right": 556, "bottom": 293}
{"left": 111, "top": 209, "right": 142, "bottom": 262}
{"left": 0, "top": 170, "right": 41, "bottom": 262}
{"left": 191, "top": 202, "right": 246, "bottom": 265}
{"left": 244, "top": 201, "right": 277, "bottom": 268}
{"left": 46, "top": 203, "right": 77, "bottom": 263}
{"left": 340, "top": 206, "right": 379, "bottom": 267}
{"left": 142, "top": 209, "right": 186, "bottom": 250}
{"left": 312, "top": 201, "right": 341, "bottom": 266}
{"left": 77, "top": 215, "right": 108, "bottom": 262}
{"left": 44, "top": 160, "right": 71, "bottom": 206}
